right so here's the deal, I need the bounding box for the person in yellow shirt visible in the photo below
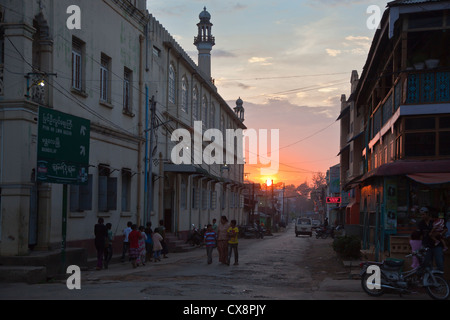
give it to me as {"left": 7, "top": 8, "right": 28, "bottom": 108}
{"left": 227, "top": 220, "right": 239, "bottom": 266}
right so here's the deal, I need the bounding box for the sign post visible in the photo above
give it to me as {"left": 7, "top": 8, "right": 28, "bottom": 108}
{"left": 37, "top": 107, "right": 90, "bottom": 272}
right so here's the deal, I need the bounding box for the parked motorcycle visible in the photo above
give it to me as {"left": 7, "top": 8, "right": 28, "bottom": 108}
{"left": 360, "top": 248, "right": 450, "bottom": 300}
{"left": 241, "top": 224, "right": 265, "bottom": 239}
{"left": 186, "top": 224, "right": 203, "bottom": 247}
{"left": 315, "top": 226, "right": 335, "bottom": 239}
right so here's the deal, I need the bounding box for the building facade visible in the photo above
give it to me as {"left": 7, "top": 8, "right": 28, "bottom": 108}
{"left": 0, "top": 0, "right": 245, "bottom": 257}
{"left": 339, "top": 0, "right": 450, "bottom": 260}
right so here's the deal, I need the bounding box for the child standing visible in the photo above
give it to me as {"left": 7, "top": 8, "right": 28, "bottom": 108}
{"left": 227, "top": 220, "right": 239, "bottom": 266}
{"left": 430, "top": 214, "right": 448, "bottom": 251}
{"left": 104, "top": 223, "right": 113, "bottom": 269}
{"left": 204, "top": 224, "right": 217, "bottom": 264}
{"left": 410, "top": 230, "right": 422, "bottom": 269}
{"left": 137, "top": 226, "right": 147, "bottom": 266}
{"left": 152, "top": 227, "right": 163, "bottom": 262}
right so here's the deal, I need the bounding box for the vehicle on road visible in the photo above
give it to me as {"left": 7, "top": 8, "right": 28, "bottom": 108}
{"left": 360, "top": 248, "right": 450, "bottom": 300}
{"left": 295, "top": 217, "right": 312, "bottom": 237}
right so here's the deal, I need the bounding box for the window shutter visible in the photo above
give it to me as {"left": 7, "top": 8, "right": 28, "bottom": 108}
{"left": 107, "top": 177, "right": 117, "bottom": 211}
{"left": 70, "top": 185, "right": 80, "bottom": 212}
{"left": 98, "top": 175, "right": 108, "bottom": 212}
{"left": 80, "top": 175, "right": 93, "bottom": 211}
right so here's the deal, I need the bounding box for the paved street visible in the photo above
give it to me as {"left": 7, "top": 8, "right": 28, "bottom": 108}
{"left": 0, "top": 225, "right": 430, "bottom": 300}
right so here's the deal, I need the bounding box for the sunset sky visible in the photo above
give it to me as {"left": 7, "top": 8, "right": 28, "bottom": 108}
{"left": 147, "top": 0, "right": 389, "bottom": 186}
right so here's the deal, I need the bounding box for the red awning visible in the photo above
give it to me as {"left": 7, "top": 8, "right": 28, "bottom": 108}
{"left": 407, "top": 173, "right": 450, "bottom": 185}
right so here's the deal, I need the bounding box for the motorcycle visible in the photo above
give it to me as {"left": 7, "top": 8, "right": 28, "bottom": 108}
{"left": 186, "top": 224, "right": 203, "bottom": 247}
{"left": 360, "top": 248, "right": 450, "bottom": 300}
{"left": 315, "top": 226, "right": 335, "bottom": 239}
{"left": 241, "top": 224, "right": 265, "bottom": 239}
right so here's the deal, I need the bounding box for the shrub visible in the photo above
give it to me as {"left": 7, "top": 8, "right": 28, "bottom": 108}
{"left": 332, "top": 235, "right": 361, "bottom": 259}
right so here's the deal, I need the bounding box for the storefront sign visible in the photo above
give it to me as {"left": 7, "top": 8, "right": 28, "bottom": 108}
{"left": 326, "top": 197, "right": 341, "bottom": 204}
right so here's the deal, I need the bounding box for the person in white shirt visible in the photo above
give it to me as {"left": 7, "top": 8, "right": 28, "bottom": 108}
{"left": 120, "top": 221, "right": 133, "bottom": 262}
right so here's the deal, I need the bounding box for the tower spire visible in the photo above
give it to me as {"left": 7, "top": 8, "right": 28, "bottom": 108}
{"left": 194, "top": 7, "right": 215, "bottom": 80}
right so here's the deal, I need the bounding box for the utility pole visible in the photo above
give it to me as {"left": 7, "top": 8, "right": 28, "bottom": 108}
{"left": 145, "top": 95, "right": 157, "bottom": 225}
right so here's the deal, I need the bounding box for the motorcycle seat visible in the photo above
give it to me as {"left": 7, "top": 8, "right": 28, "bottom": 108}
{"left": 384, "top": 259, "right": 404, "bottom": 268}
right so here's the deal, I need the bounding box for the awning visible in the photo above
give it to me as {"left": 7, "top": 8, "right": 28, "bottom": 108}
{"left": 347, "top": 131, "right": 364, "bottom": 143}
{"left": 407, "top": 173, "right": 450, "bottom": 185}
{"left": 336, "top": 105, "right": 350, "bottom": 121}
{"left": 361, "top": 159, "right": 450, "bottom": 182}
{"left": 337, "top": 144, "right": 350, "bottom": 156}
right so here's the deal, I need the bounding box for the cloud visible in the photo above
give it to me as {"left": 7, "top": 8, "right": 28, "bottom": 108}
{"left": 318, "top": 87, "right": 338, "bottom": 93}
{"left": 248, "top": 57, "right": 273, "bottom": 65}
{"left": 237, "top": 82, "right": 254, "bottom": 90}
{"left": 326, "top": 49, "right": 342, "bottom": 57}
{"left": 214, "top": 49, "right": 237, "bottom": 58}
{"left": 326, "top": 34, "right": 371, "bottom": 57}
{"left": 345, "top": 35, "right": 370, "bottom": 41}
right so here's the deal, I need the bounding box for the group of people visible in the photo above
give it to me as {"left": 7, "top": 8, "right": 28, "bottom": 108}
{"left": 410, "top": 206, "right": 450, "bottom": 271}
{"left": 204, "top": 216, "right": 240, "bottom": 266}
{"left": 94, "top": 219, "right": 169, "bottom": 270}
{"left": 94, "top": 216, "right": 242, "bottom": 269}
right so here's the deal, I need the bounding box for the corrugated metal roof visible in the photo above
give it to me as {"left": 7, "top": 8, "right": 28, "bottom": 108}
{"left": 389, "top": 0, "right": 447, "bottom": 6}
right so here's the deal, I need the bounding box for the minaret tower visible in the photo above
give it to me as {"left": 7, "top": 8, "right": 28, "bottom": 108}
{"left": 194, "top": 7, "right": 215, "bottom": 80}
{"left": 234, "top": 97, "right": 245, "bottom": 122}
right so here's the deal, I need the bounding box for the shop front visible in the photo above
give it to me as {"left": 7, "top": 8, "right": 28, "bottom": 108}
{"left": 359, "top": 160, "right": 450, "bottom": 263}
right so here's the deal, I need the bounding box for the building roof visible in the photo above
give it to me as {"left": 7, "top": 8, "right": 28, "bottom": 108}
{"left": 388, "top": 0, "right": 445, "bottom": 7}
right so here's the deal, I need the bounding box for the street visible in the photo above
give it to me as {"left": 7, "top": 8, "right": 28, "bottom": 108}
{"left": 0, "top": 225, "right": 430, "bottom": 301}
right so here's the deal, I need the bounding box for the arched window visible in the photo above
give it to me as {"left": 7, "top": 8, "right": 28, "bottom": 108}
{"left": 193, "top": 86, "right": 199, "bottom": 120}
{"left": 168, "top": 64, "right": 176, "bottom": 104}
{"left": 202, "top": 96, "right": 208, "bottom": 127}
{"left": 210, "top": 103, "right": 215, "bottom": 128}
{"left": 181, "top": 77, "right": 188, "bottom": 113}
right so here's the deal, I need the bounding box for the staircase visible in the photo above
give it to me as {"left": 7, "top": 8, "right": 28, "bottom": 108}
{"left": 164, "top": 233, "right": 199, "bottom": 253}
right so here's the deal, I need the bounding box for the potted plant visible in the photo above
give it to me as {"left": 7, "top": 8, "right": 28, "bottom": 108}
{"left": 411, "top": 51, "right": 427, "bottom": 70}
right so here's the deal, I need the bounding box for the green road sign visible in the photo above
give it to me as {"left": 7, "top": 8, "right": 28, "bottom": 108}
{"left": 37, "top": 107, "right": 90, "bottom": 185}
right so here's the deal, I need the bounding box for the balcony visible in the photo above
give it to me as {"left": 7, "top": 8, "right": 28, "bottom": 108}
{"left": 405, "top": 70, "right": 450, "bottom": 104}
{"left": 371, "top": 69, "right": 450, "bottom": 140}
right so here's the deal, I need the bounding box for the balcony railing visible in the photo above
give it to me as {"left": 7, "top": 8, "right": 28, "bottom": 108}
{"left": 405, "top": 70, "right": 450, "bottom": 104}
{"left": 371, "top": 69, "right": 450, "bottom": 139}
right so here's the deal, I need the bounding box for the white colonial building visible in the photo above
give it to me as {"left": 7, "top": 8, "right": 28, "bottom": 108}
{"left": 0, "top": 0, "right": 245, "bottom": 260}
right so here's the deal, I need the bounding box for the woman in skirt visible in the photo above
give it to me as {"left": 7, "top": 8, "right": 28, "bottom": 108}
{"left": 128, "top": 224, "right": 142, "bottom": 268}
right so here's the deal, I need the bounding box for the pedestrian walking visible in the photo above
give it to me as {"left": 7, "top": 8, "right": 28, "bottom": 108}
{"left": 158, "top": 220, "right": 169, "bottom": 258}
{"left": 204, "top": 224, "right": 217, "bottom": 264}
{"left": 121, "top": 221, "right": 133, "bottom": 262}
{"left": 217, "top": 216, "right": 230, "bottom": 264}
{"left": 152, "top": 227, "right": 163, "bottom": 262}
{"left": 145, "top": 222, "right": 153, "bottom": 262}
{"left": 212, "top": 218, "right": 218, "bottom": 233}
{"left": 94, "top": 218, "right": 107, "bottom": 270}
{"left": 227, "top": 220, "right": 239, "bottom": 266}
{"left": 137, "top": 226, "right": 147, "bottom": 266}
{"left": 104, "top": 222, "right": 113, "bottom": 269}
{"left": 128, "top": 224, "right": 142, "bottom": 268}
